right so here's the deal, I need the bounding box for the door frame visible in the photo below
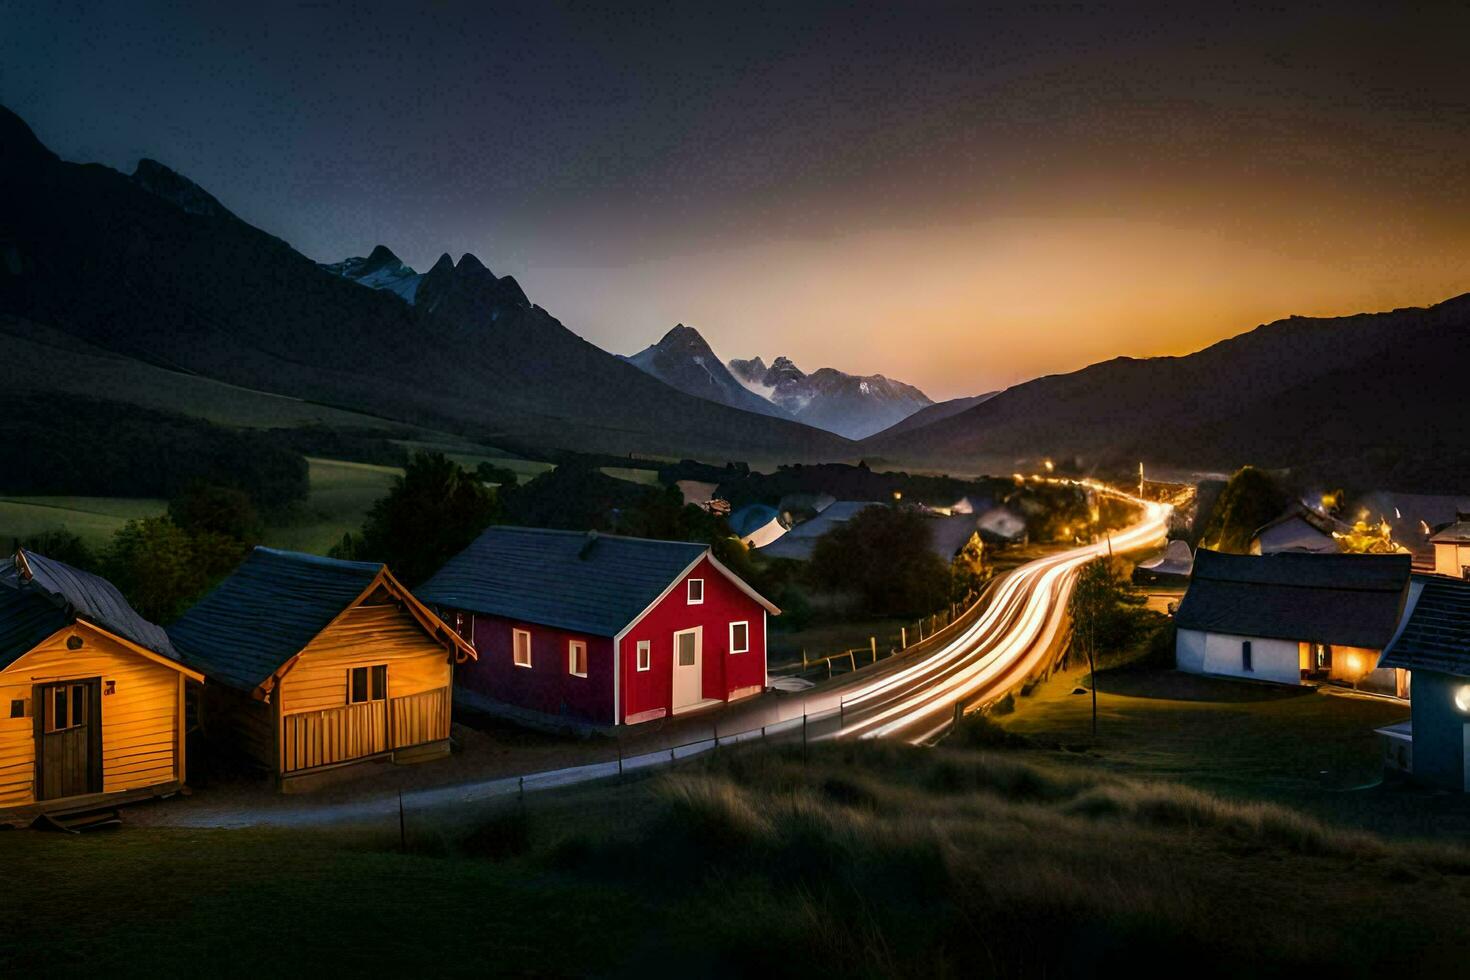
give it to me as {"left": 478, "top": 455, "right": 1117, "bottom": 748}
{"left": 671, "top": 626, "right": 704, "bottom": 711}
{"left": 33, "top": 677, "right": 104, "bottom": 801}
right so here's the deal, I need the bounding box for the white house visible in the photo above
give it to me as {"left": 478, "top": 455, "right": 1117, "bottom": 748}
{"left": 1249, "top": 505, "right": 1343, "bottom": 555}
{"left": 1174, "top": 549, "right": 1411, "bottom": 696}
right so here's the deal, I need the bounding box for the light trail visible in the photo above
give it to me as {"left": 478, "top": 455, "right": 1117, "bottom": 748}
{"left": 820, "top": 483, "right": 1170, "bottom": 744}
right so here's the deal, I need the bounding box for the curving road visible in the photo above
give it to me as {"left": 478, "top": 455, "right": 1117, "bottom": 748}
{"left": 809, "top": 486, "right": 1171, "bottom": 744}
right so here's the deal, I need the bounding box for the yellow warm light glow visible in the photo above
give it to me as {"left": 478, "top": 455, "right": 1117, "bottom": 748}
{"left": 1455, "top": 685, "right": 1470, "bottom": 714}
{"left": 1345, "top": 653, "right": 1364, "bottom": 675}
{"left": 1043, "top": 459, "right": 1055, "bottom": 473}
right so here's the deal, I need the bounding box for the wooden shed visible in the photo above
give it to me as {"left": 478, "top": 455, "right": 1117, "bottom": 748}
{"left": 0, "top": 549, "right": 202, "bottom": 824}
{"left": 169, "top": 548, "right": 474, "bottom": 790}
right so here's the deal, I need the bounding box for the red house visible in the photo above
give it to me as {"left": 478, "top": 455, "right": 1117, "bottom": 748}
{"left": 418, "top": 527, "right": 780, "bottom": 725}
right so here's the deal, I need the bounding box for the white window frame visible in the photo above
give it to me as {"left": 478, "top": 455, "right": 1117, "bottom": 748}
{"left": 729, "top": 620, "right": 750, "bottom": 654}
{"left": 512, "top": 628, "right": 533, "bottom": 668}
{"left": 687, "top": 578, "right": 704, "bottom": 604}
{"left": 568, "top": 639, "right": 588, "bottom": 678}
{"left": 636, "top": 639, "right": 651, "bottom": 672}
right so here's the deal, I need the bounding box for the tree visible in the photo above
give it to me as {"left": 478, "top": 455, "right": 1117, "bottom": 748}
{"left": 1068, "top": 559, "right": 1112, "bottom": 738}
{"left": 103, "top": 516, "right": 247, "bottom": 623}
{"left": 1198, "top": 466, "right": 1287, "bottom": 554}
{"left": 168, "top": 483, "right": 261, "bottom": 543}
{"left": 950, "top": 531, "right": 988, "bottom": 603}
{"left": 474, "top": 461, "right": 520, "bottom": 488}
{"left": 16, "top": 529, "right": 97, "bottom": 572}
{"left": 1068, "top": 558, "right": 1148, "bottom": 738}
{"left": 355, "top": 452, "right": 498, "bottom": 586}
{"left": 809, "top": 506, "right": 951, "bottom": 616}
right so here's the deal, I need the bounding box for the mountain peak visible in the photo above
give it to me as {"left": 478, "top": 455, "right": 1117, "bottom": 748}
{"left": 456, "top": 252, "right": 490, "bottom": 276}
{"left": 0, "top": 106, "right": 57, "bottom": 174}
{"left": 429, "top": 253, "right": 455, "bottom": 275}
{"left": 131, "top": 158, "right": 233, "bottom": 219}
{"left": 363, "top": 244, "right": 402, "bottom": 269}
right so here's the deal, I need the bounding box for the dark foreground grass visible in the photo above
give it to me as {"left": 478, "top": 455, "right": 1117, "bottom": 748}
{"left": 4, "top": 741, "right": 1470, "bottom": 977}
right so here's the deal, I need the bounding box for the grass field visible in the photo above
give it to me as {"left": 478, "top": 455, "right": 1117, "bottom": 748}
{"left": 0, "top": 495, "right": 167, "bottom": 550}
{"left": 983, "top": 662, "right": 1470, "bottom": 841}
{"left": 261, "top": 457, "right": 402, "bottom": 555}
{"left": 4, "top": 740, "right": 1469, "bottom": 976}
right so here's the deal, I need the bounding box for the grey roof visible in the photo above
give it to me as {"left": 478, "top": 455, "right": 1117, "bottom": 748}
{"left": 417, "top": 526, "right": 718, "bottom": 636}
{"left": 1430, "top": 520, "right": 1470, "bottom": 544}
{"left": 729, "top": 504, "right": 780, "bottom": 538}
{"left": 758, "top": 501, "right": 881, "bottom": 561}
{"left": 1174, "top": 549, "right": 1411, "bottom": 649}
{"left": 168, "top": 547, "right": 384, "bottom": 691}
{"left": 0, "top": 586, "right": 70, "bottom": 671}
{"left": 0, "top": 550, "right": 181, "bottom": 666}
{"left": 1380, "top": 575, "right": 1470, "bottom": 675}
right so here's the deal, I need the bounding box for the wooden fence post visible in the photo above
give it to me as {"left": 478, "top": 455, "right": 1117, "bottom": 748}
{"left": 901, "top": 626, "right": 907, "bottom": 649}
{"left": 802, "top": 648, "right": 808, "bottom": 670}
{"left": 870, "top": 636, "right": 877, "bottom": 663}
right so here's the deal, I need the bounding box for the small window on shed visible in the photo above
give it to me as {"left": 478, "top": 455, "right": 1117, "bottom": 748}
{"left": 513, "top": 629, "right": 533, "bottom": 668}
{"left": 730, "top": 621, "right": 750, "bottom": 654}
{"left": 636, "top": 640, "right": 651, "bottom": 672}
{"left": 349, "top": 665, "right": 387, "bottom": 703}
{"left": 569, "top": 640, "right": 588, "bottom": 677}
{"left": 1241, "top": 641, "right": 1252, "bottom": 672}
{"left": 10, "top": 698, "right": 26, "bottom": 719}
{"left": 687, "top": 578, "right": 704, "bottom": 604}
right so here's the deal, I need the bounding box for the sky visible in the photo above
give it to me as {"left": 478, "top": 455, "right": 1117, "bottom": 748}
{"left": 5, "top": 1, "right": 1470, "bottom": 399}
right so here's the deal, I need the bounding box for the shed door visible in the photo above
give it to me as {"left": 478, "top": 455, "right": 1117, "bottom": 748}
{"left": 672, "top": 628, "right": 702, "bottom": 711}
{"left": 35, "top": 680, "right": 102, "bottom": 801}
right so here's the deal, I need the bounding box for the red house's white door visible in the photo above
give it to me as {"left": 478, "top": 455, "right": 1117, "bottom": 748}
{"left": 672, "top": 627, "right": 702, "bottom": 712}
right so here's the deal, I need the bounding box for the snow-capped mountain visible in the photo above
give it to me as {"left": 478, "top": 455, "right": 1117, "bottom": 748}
{"left": 727, "top": 355, "right": 934, "bottom": 439}
{"left": 621, "top": 325, "right": 790, "bottom": 418}
{"left": 322, "top": 245, "right": 425, "bottom": 304}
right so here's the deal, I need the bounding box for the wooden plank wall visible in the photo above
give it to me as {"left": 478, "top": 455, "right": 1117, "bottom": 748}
{"left": 391, "top": 687, "right": 449, "bottom": 749}
{"left": 281, "top": 700, "right": 387, "bottom": 772}
{"left": 278, "top": 604, "right": 451, "bottom": 714}
{"left": 0, "top": 627, "right": 181, "bottom": 807}
{"left": 276, "top": 603, "right": 452, "bottom": 772}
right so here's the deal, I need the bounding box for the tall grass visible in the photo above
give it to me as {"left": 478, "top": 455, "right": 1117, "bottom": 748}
{"left": 459, "top": 741, "right": 1470, "bottom": 977}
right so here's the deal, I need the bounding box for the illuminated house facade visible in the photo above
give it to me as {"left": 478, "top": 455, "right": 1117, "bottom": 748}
{"left": 1174, "top": 550, "right": 1411, "bottom": 697}
{"left": 419, "top": 527, "right": 779, "bottom": 726}
{"left": 1430, "top": 515, "right": 1470, "bottom": 579}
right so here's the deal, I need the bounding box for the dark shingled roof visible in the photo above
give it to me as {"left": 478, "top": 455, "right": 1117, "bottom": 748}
{"left": 0, "top": 586, "right": 70, "bottom": 671}
{"left": 0, "top": 550, "right": 181, "bottom": 667}
{"left": 1174, "top": 549, "right": 1411, "bottom": 650}
{"left": 418, "top": 526, "right": 716, "bottom": 637}
{"left": 1380, "top": 575, "right": 1470, "bottom": 675}
{"left": 168, "top": 547, "right": 384, "bottom": 692}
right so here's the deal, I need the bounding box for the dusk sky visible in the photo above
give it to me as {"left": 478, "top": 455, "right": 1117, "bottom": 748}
{"left": 6, "top": 1, "right": 1470, "bottom": 399}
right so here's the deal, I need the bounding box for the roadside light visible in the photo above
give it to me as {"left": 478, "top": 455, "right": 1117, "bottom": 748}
{"left": 1043, "top": 459, "right": 1055, "bottom": 473}
{"left": 1455, "top": 685, "right": 1470, "bottom": 714}
{"left": 892, "top": 490, "right": 902, "bottom": 502}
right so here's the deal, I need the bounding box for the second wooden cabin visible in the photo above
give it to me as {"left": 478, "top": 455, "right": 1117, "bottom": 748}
{"left": 169, "top": 547, "right": 474, "bottom": 791}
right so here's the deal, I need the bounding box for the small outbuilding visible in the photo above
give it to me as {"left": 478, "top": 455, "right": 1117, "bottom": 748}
{"left": 0, "top": 549, "right": 202, "bottom": 821}
{"left": 1377, "top": 574, "right": 1470, "bottom": 791}
{"left": 1430, "top": 514, "right": 1470, "bottom": 580}
{"left": 757, "top": 501, "right": 880, "bottom": 561}
{"left": 1249, "top": 505, "right": 1344, "bottom": 555}
{"left": 169, "top": 548, "right": 474, "bottom": 790}
{"left": 419, "top": 527, "right": 779, "bottom": 725}
{"left": 1174, "top": 549, "right": 1411, "bottom": 695}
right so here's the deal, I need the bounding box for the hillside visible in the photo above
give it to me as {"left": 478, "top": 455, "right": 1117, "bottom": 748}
{"left": 0, "top": 106, "right": 852, "bottom": 464}
{"left": 861, "top": 295, "right": 1470, "bottom": 490}
{"left": 866, "top": 391, "right": 997, "bottom": 440}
